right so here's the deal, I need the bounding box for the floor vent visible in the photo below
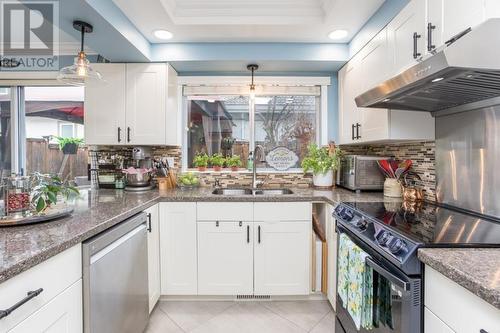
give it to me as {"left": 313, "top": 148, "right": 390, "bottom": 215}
{"left": 236, "top": 295, "right": 271, "bottom": 300}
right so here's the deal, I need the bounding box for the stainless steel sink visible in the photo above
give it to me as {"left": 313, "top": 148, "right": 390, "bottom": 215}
{"left": 254, "top": 188, "right": 294, "bottom": 195}
{"left": 211, "top": 188, "right": 293, "bottom": 195}
{"left": 211, "top": 188, "right": 254, "bottom": 195}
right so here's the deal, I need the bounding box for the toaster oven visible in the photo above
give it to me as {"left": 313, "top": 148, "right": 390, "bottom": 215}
{"left": 336, "top": 155, "right": 387, "bottom": 191}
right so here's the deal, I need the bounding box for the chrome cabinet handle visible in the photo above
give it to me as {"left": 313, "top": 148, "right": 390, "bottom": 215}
{"left": 117, "top": 127, "right": 122, "bottom": 143}
{"left": 147, "top": 213, "right": 152, "bottom": 232}
{"left": 258, "top": 225, "right": 261, "bottom": 243}
{"left": 351, "top": 124, "right": 355, "bottom": 140}
{"left": 356, "top": 123, "right": 361, "bottom": 140}
{"left": 427, "top": 22, "right": 436, "bottom": 51}
{"left": 216, "top": 221, "right": 219, "bottom": 227}
{"left": 480, "top": 330, "right": 489, "bottom": 333}
{"left": 413, "top": 32, "right": 422, "bottom": 59}
{"left": 247, "top": 225, "right": 250, "bottom": 243}
{"left": 127, "top": 127, "right": 131, "bottom": 143}
{"left": 0, "top": 288, "right": 44, "bottom": 320}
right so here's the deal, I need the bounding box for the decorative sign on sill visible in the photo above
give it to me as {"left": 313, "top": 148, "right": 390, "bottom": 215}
{"left": 266, "top": 146, "right": 299, "bottom": 171}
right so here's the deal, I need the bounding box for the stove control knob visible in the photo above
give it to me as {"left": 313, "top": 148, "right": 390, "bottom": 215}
{"left": 341, "top": 209, "right": 354, "bottom": 221}
{"left": 355, "top": 217, "right": 368, "bottom": 230}
{"left": 376, "top": 230, "right": 391, "bottom": 245}
{"left": 389, "top": 238, "right": 407, "bottom": 255}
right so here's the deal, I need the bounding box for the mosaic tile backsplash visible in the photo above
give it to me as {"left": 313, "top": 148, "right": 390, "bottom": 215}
{"left": 340, "top": 141, "right": 436, "bottom": 201}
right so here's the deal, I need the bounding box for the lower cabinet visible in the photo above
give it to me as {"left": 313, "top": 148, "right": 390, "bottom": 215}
{"left": 145, "top": 204, "right": 160, "bottom": 312}
{"left": 197, "top": 221, "right": 254, "bottom": 295}
{"left": 160, "top": 202, "right": 198, "bottom": 295}
{"left": 254, "top": 220, "right": 311, "bottom": 295}
{"left": 326, "top": 205, "right": 337, "bottom": 310}
{"left": 424, "top": 307, "right": 454, "bottom": 333}
{"left": 8, "top": 280, "right": 82, "bottom": 333}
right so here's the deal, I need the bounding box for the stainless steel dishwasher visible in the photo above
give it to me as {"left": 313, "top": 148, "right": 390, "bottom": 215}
{"left": 83, "top": 212, "right": 149, "bottom": 333}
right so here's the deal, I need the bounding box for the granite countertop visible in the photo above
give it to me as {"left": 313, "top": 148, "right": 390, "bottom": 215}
{"left": 418, "top": 248, "right": 500, "bottom": 310}
{"left": 0, "top": 186, "right": 384, "bottom": 284}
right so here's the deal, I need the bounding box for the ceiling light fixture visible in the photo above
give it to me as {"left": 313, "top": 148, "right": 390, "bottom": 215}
{"left": 57, "top": 21, "right": 102, "bottom": 86}
{"left": 247, "top": 64, "right": 259, "bottom": 99}
{"left": 153, "top": 29, "right": 173, "bottom": 40}
{"left": 328, "top": 29, "right": 348, "bottom": 40}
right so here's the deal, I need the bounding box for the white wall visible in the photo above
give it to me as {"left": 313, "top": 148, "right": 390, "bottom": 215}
{"left": 26, "top": 117, "right": 84, "bottom": 141}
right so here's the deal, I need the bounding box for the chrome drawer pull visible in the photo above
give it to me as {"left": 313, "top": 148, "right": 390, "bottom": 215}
{"left": 0, "top": 288, "right": 44, "bottom": 320}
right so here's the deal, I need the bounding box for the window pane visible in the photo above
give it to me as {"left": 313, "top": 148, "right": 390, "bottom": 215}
{"left": 254, "top": 95, "right": 317, "bottom": 171}
{"left": 187, "top": 96, "right": 250, "bottom": 168}
{"left": 0, "top": 87, "right": 11, "bottom": 178}
{"left": 24, "top": 86, "right": 87, "bottom": 182}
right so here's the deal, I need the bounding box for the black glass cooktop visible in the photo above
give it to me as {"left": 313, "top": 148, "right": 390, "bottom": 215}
{"left": 343, "top": 201, "right": 500, "bottom": 247}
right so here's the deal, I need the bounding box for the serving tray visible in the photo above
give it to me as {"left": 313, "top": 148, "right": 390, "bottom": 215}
{"left": 0, "top": 206, "right": 74, "bottom": 227}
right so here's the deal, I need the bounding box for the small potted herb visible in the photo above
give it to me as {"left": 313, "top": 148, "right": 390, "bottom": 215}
{"left": 210, "top": 153, "right": 225, "bottom": 172}
{"left": 55, "top": 137, "right": 84, "bottom": 155}
{"left": 301, "top": 143, "right": 342, "bottom": 188}
{"left": 30, "top": 172, "right": 80, "bottom": 213}
{"left": 226, "top": 155, "right": 242, "bottom": 171}
{"left": 193, "top": 152, "right": 209, "bottom": 171}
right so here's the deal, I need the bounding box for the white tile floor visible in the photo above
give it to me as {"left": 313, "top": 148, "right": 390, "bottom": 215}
{"left": 145, "top": 300, "right": 336, "bottom": 333}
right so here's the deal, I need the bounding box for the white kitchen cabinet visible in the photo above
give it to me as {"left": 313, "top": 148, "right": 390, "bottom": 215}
{"left": 424, "top": 307, "right": 454, "bottom": 333}
{"left": 426, "top": 0, "right": 485, "bottom": 54}
{"left": 8, "top": 280, "right": 82, "bottom": 333}
{"left": 254, "top": 220, "right": 311, "bottom": 295}
{"left": 160, "top": 202, "right": 198, "bottom": 295}
{"left": 0, "top": 245, "right": 82, "bottom": 333}
{"left": 85, "top": 63, "right": 179, "bottom": 146}
{"left": 326, "top": 205, "right": 337, "bottom": 310}
{"left": 197, "top": 221, "right": 253, "bottom": 295}
{"left": 84, "top": 63, "right": 126, "bottom": 145}
{"left": 424, "top": 265, "right": 500, "bottom": 333}
{"left": 145, "top": 204, "right": 160, "bottom": 312}
{"left": 387, "top": 0, "right": 426, "bottom": 73}
{"left": 338, "top": 60, "right": 362, "bottom": 144}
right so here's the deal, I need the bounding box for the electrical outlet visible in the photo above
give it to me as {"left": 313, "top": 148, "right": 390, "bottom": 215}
{"left": 166, "top": 157, "right": 175, "bottom": 167}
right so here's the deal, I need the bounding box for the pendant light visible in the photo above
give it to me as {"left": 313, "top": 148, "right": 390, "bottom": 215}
{"left": 57, "top": 21, "right": 102, "bottom": 86}
{"left": 247, "top": 64, "right": 259, "bottom": 99}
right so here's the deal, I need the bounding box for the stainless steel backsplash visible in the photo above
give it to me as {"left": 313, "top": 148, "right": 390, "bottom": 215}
{"left": 436, "top": 106, "right": 500, "bottom": 218}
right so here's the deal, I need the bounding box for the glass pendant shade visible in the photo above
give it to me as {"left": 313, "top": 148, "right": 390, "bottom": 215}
{"left": 57, "top": 52, "right": 102, "bottom": 86}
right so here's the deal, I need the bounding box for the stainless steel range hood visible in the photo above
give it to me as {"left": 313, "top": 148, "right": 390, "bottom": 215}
{"left": 355, "top": 19, "right": 500, "bottom": 112}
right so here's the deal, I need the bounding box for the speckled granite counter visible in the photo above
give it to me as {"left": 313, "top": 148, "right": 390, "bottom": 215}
{"left": 0, "top": 186, "right": 384, "bottom": 284}
{"left": 419, "top": 248, "right": 500, "bottom": 310}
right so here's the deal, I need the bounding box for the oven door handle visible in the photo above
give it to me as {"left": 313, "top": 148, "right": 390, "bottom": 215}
{"left": 366, "top": 257, "right": 410, "bottom": 291}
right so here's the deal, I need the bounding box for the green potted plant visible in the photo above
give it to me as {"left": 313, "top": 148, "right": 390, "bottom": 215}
{"left": 30, "top": 172, "right": 80, "bottom": 213}
{"left": 301, "top": 143, "right": 342, "bottom": 188}
{"left": 226, "top": 155, "right": 242, "bottom": 171}
{"left": 210, "top": 153, "right": 226, "bottom": 172}
{"left": 54, "top": 137, "right": 84, "bottom": 155}
{"left": 193, "top": 152, "right": 209, "bottom": 171}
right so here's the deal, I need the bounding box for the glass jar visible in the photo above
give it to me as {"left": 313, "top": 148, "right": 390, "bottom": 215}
{"left": 4, "top": 175, "right": 31, "bottom": 215}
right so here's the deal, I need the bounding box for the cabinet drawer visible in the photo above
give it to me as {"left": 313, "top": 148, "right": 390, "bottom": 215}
{"left": 8, "top": 280, "right": 82, "bottom": 333}
{"left": 424, "top": 307, "right": 454, "bottom": 333}
{"left": 425, "top": 266, "right": 500, "bottom": 333}
{"left": 254, "top": 202, "right": 311, "bottom": 221}
{"left": 0, "top": 245, "right": 82, "bottom": 333}
{"left": 197, "top": 202, "right": 253, "bottom": 221}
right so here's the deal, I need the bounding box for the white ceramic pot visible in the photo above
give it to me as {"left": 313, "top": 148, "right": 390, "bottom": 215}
{"left": 384, "top": 178, "right": 403, "bottom": 198}
{"left": 313, "top": 170, "right": 334, "bottom": 187}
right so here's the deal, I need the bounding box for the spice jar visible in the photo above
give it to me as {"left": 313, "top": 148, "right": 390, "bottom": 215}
{"left": 4, "top": 175, "right": 31, "bottom": 215}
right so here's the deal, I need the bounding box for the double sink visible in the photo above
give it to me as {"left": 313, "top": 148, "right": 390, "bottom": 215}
{"left": 212, "top": 188, "right": 294, "bottom": 196}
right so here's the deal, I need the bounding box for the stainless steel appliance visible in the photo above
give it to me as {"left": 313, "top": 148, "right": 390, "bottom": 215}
{"left": 336, "top": 155, "right": 387, "bottom": 191}
{"left": 333, "top": 201, "right": 500, "bottom": 333}
{"left": 356, "top": 19, "right": 500, "bottom": 112}
{"left": 125, "top": 147, "right": 154, "bottom": 191}
{"left": 83, "top": 212, "right": 149, "bottom": 333}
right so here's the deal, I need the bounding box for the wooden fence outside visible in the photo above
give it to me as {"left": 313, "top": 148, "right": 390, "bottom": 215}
{"left": 25, "top": 138, "right": 88, "bottom": 181}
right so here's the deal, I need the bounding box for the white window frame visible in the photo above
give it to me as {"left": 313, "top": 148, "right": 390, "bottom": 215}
{"left": 58, "top": 122, "right": 76, "bottom": 138}
{"left": 179, "top": 76, "right": 330, "bottom": 172}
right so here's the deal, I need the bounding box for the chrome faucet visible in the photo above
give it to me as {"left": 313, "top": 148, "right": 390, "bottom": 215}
{"left": 252, "top": 145, "right": 266, "bottom": 188}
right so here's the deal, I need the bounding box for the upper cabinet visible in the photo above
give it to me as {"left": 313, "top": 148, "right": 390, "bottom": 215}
{"left": 85, "top": 63, "right": 179, "bottom": 146}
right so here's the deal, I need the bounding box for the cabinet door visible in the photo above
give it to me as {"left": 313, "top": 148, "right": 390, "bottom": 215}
{"left": 326, "top": 211, "right": 337, "bottom": 310}
{"left": 197, "top": 221, "right": 253, "bottom": 295}
{"left": 165, "top": 65, "right": 179, "bottom": 146}
{"left": 145, "top": 204, "right": 160, "bottom": 312}
{"left": 424, "top": 307, "right": 454, "bottom": 333}
{"left": 359, "top": 28, "right": 389, "bottom": 142}
{"left": 427, "top": 0, "right": 485, "bottom": 52}
{"left": 160, "top": 202, "right": 197, "bottom": 295}
{"left": 126, "top": 63, "right": 167, "bottom": 145}
{"left": 388, "top": 0, "right": 426, "bottom": 73}
{"left": 338, "top": 62, "right": 361, "bottom": 144}
{"left": 8, "top": 280, "right": 82, "bottom": 333}
{"left": 84, "top": 63, "right": 126, "bottom": 145}
{"left": 254, "top": 221, "right": 311, "bottom": 295}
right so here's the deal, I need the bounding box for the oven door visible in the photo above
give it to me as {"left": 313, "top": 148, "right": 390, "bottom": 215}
{"left": 335, "top": 224, "right": 422, "bottom": 333}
